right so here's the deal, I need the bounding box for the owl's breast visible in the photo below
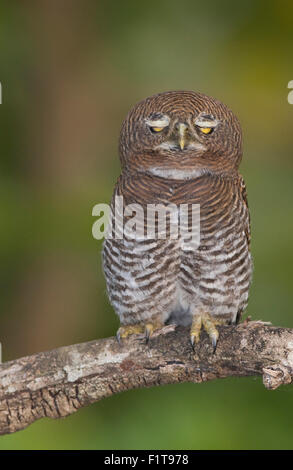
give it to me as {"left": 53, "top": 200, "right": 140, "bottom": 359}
{"left": 177, "top": 175, "right": 252, "bottom": 322}
{"left": 106, "top": 171, "right": 252, "bottom": 325}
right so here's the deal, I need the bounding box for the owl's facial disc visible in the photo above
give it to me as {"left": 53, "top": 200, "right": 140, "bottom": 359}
{"left": 119, "top": 91, "right": 243, "bottom": 178}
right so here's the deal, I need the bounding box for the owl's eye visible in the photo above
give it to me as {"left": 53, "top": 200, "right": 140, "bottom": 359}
{"left": 150, "top": 126, "right": 165, "bottom": 133}
{"left": 146, "top": 115, "right": 170, "bottom": 134}
{"left": 198, "top": 127, "right": 213, "bottom": 135}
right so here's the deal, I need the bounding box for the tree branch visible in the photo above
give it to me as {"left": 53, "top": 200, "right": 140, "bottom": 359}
{"left": 1, "top": 322, "right": 293, "bottom": 435}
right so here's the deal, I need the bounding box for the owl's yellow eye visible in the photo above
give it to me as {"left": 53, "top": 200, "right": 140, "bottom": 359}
{"left": 151, "top": 126, "right": 164, "bottom": 132}
{"left": 199, "top": 127, "right": 213, "bottom": 134}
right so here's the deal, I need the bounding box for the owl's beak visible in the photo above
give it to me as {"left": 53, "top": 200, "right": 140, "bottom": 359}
{"left": 178, "top": 123, "right": 188, "bottom": 150}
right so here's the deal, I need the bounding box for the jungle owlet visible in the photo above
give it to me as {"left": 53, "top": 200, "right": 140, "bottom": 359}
{"left": 103, "top": 91, "right": 252, "bottom": 350}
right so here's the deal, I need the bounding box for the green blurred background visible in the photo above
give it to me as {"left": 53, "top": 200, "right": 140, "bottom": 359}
{"left": 1, "top": 0, "right": 293, "bottom": 450}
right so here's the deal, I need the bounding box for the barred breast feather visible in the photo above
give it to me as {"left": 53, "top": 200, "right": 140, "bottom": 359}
{"left": 102, "top": 171, "right": 252, "bottom": 327}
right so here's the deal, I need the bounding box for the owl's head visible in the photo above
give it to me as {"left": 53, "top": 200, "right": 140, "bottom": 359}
{"left": 119, "top": 91, "right": 242, "bottom": 179}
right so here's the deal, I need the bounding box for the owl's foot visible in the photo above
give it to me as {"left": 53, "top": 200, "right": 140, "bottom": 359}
{"left": 116, "top": 324, "right": 145, "bottom": 342}
{"left": 190, "top": 313, "right": 226, "bottom": 353}
{"left": 117, "top": 319, "right": 164, "bottom": 344}
{"left": 144, "top": 319, "right": 165, "bottom": 343}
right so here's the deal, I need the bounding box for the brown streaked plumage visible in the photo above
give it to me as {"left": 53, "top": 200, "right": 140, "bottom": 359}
{"left": 102, "top": 90, "right": 252, "bottom": 350}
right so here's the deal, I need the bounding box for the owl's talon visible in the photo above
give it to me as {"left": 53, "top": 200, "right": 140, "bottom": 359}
{"left": 116, "top": 330, "right": 121, "bottom": 344}
{"left": 190, "top": 335, "right": 196, "bottom": 351}
{"left": 190, "top": 333, "right": 200, "bottom": 350}
{"left": 145, "top": 320, "right": 164, "bottom": 343}
{"left": 211, "top": 333, "right": 218, "bottom": 354}
{"left": 191, "top": 312, "right": 221, "bottom": 352}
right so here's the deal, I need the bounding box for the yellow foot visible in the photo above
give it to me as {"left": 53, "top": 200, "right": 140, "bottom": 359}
{"left": 190, "top": 312, "right": 225, "bottom": 353}
{"left": 117, "top": 320, "right": 164, "bottom": 344}
{"left": 116, "top": 324, "right": 145, "bottom": 342}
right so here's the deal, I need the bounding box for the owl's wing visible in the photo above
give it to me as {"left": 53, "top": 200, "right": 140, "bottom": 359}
{"left": 238, "top": 175, "right": 251, "bottom": 249}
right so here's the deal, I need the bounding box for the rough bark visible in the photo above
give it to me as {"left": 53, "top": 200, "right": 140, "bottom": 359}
{"left": 1, "top": 322, "right": 293, "bottom": 436}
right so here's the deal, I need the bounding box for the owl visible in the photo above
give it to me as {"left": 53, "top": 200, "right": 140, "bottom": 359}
{"left": 103, "top": 91, "right": 252, "bottom": 351}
